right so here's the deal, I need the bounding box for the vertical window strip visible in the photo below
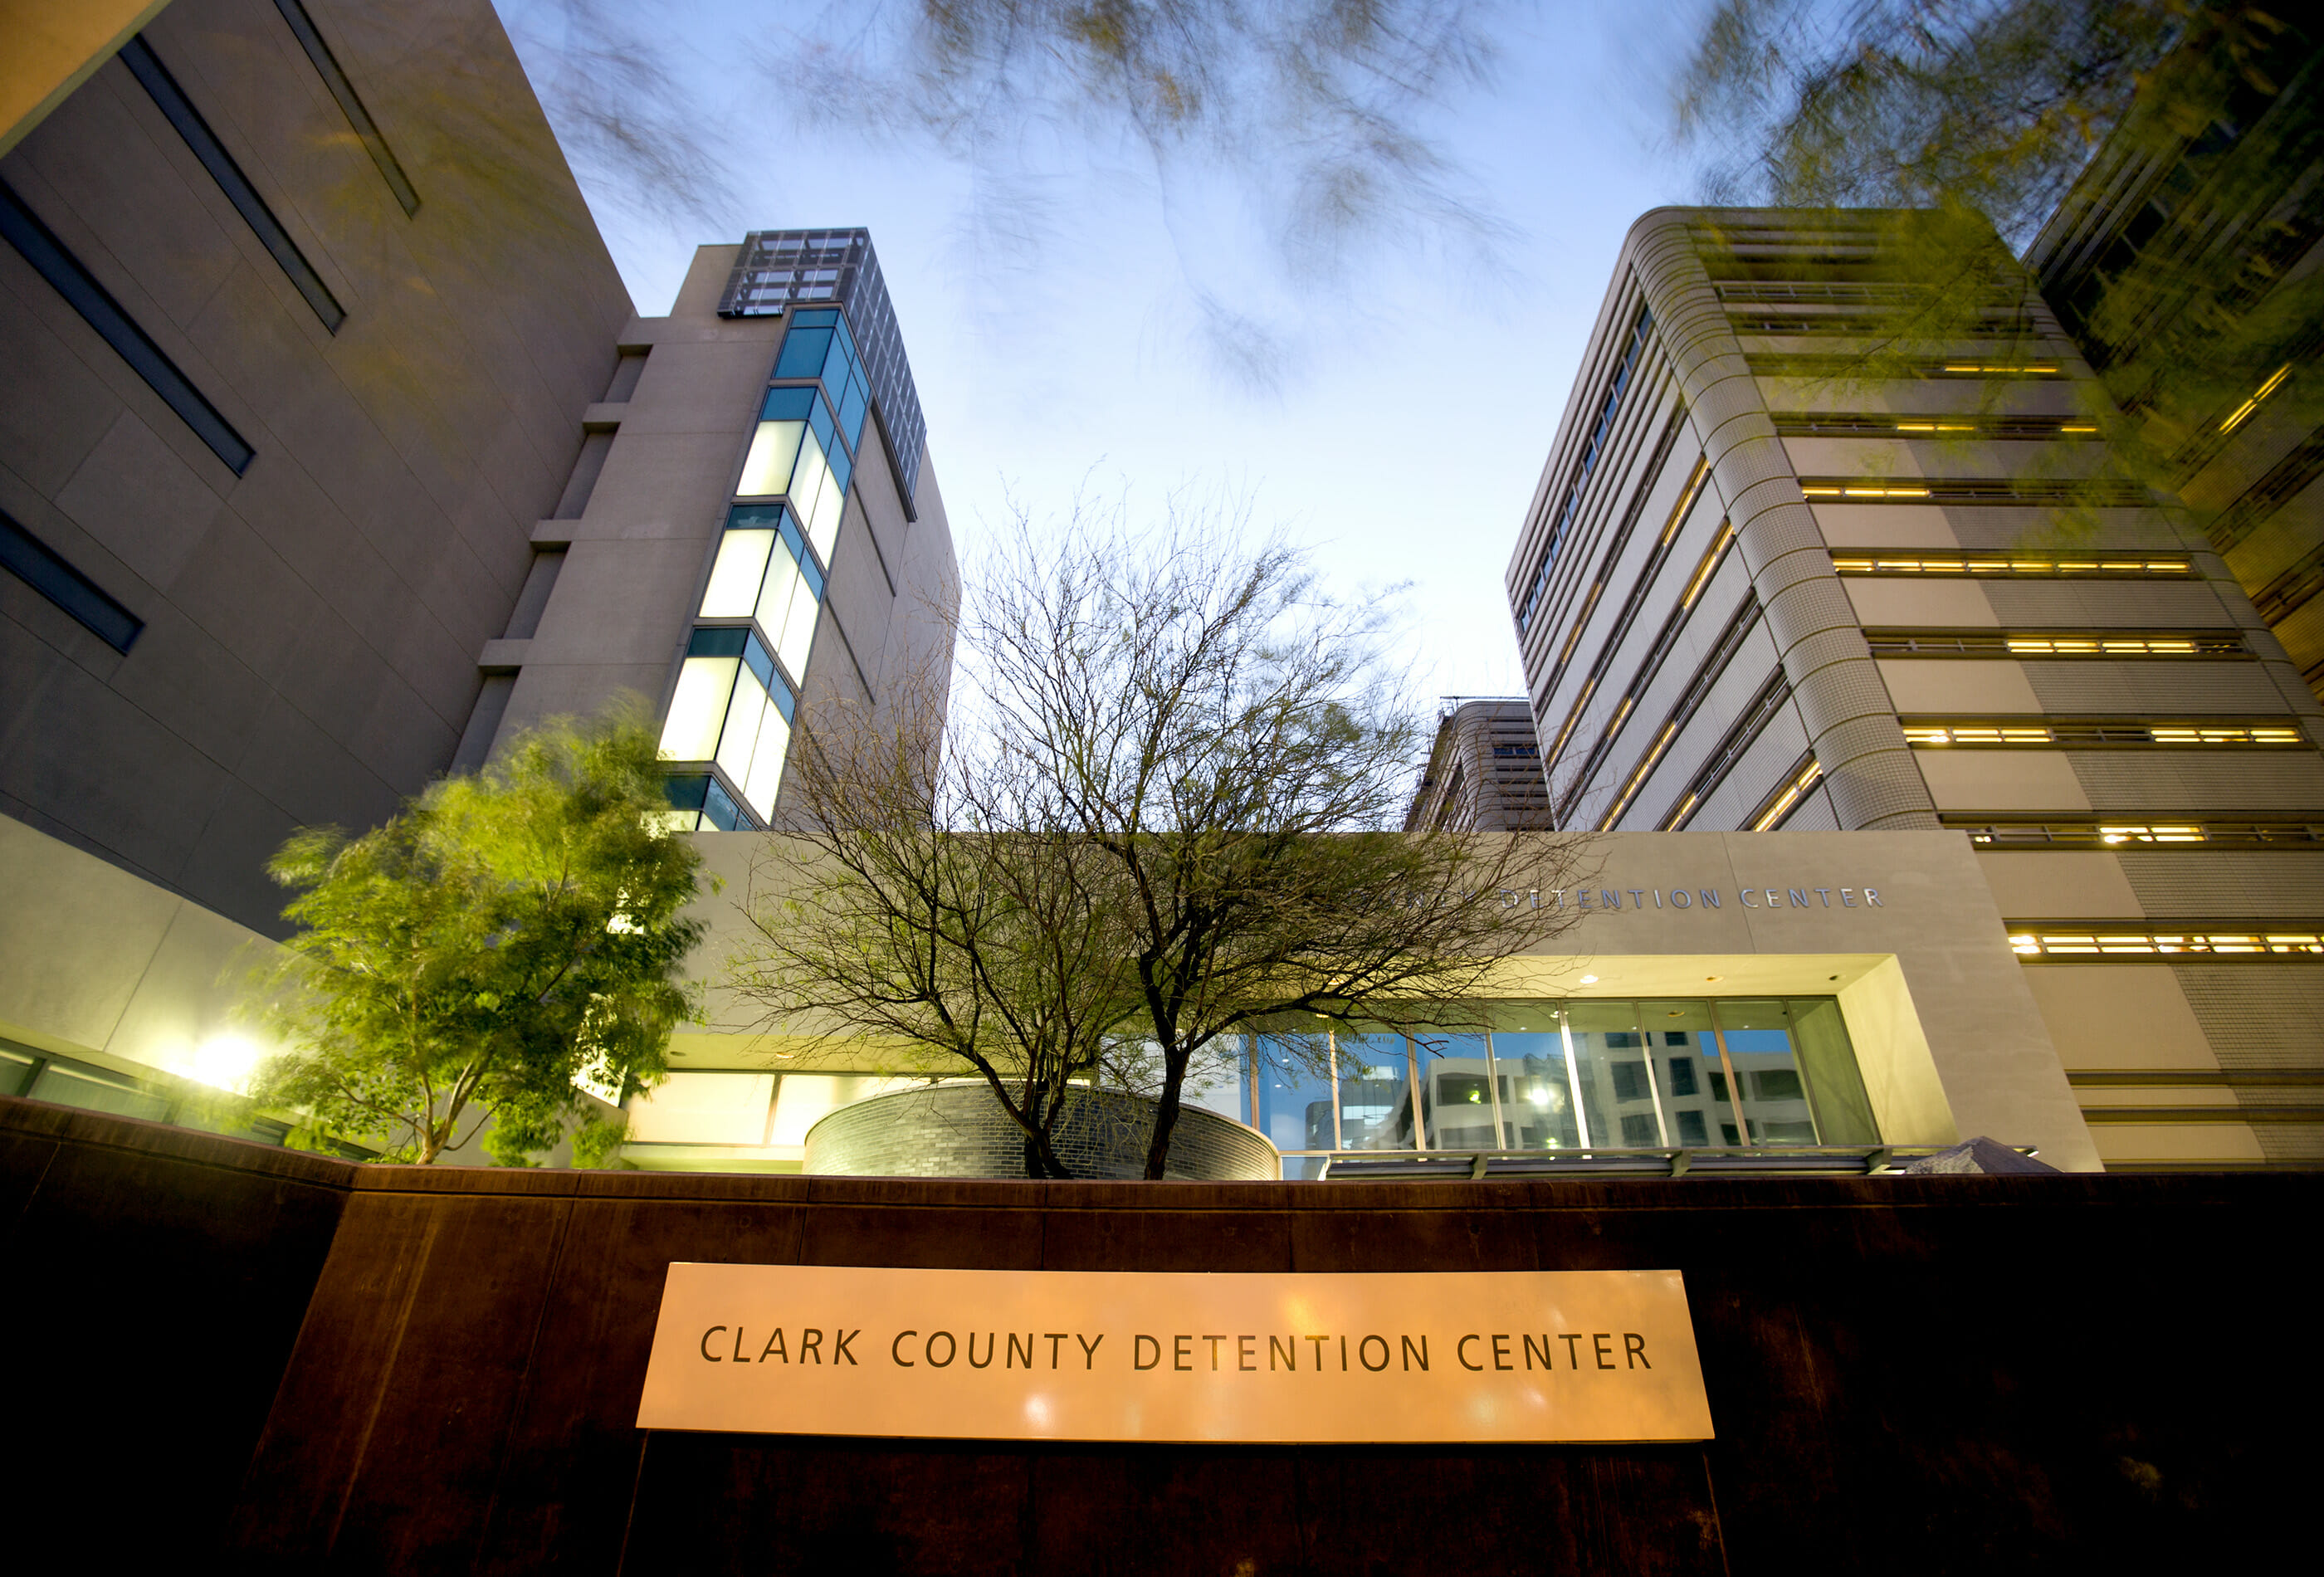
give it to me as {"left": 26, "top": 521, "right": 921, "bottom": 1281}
{"left": 0, "top": 181, "right": 254, "bottom": 475}
{"left": 1, "top": 510, "right": 143, "bottom": 652}
{"left": 118, "top": 37, "right": 344, "bottom": 332}
{"left": 1556, "top": 519, "right": 1738, "bottom": 824}
{"left": 1592, "top": 593, "right": 1760, "bottom": 831}
{"left": 1541, "top": 412, "right": 1690, "bottom": 701}
{"left": 1518, "top": 304, "right": 1653, "bottom": 633}
{"left": 269, "top": 0, "right": 419, "bottom": 216}
{"left": 1658, "top": 672, "right": 1792, "bottom": 831}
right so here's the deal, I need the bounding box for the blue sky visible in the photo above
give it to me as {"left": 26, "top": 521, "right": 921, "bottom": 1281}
{"left": 497, "top": 2, "right": 1710, "bottom": 702}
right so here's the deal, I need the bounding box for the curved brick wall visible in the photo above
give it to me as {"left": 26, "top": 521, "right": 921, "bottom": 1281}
{"left": 803, "top": 1083, "right": 1279, "bottom": 1180}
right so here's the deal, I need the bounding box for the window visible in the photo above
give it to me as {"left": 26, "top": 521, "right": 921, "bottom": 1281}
{"left": 0, "top": 180, "right": 252, "bottom": 474}
{"left": 657, "top": 627, "right": 796, "bottom": 823}
{"left": 2, "top": 509, "right": 142, "bottom": 652}
{"left": 1518, "top": 305, "right": 1653, "bottom": 632}
{"left": 1245, "top": 995, "right": 1879, "bottom": 1169}
{"left": 737, "top": 385, "right": 852, "bottom": 564}
{"left": 120, "top": 36, "right": 344, "bottom": 331}
{"left": 699, "top": 504, "right": 823, "bottom": 684}
{"left": 271, "top": 0, "right": 418, "bottom": 215}
{"left": 657, "top": 772, "right": 745, "bottom": 833}
{"left": 774, "top": 308, "right": 872, "bottom": 452}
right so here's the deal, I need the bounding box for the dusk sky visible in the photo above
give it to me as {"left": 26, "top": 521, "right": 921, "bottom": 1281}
{"left": 496, "top": 1, "right": 1711, "bottom": 704}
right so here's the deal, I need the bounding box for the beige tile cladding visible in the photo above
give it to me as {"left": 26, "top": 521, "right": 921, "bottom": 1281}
{"left": 1626, "top": 211, "right": 1938, "bottom": 832}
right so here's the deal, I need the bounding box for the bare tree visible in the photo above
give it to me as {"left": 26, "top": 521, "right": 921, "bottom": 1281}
{"left": 730, "top": 494, "right": 1593, "bottom": 1178}
{"left": 727, "top": 654, "right": 1146, "bottom": 1179}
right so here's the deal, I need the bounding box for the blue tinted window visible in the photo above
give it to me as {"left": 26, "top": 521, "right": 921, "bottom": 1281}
{"left": 777, "top": 510, "right": 808, "bottom": 561}
{"left": 801, "top": 552, "right": 825, "bottom": 598}
{"left": 788, "top": 307, "right": 839, "bottom": 328}
{"left": 776, "top": 326, "right": 832, "bottom": 379}
{"left": 741, "top": 631, "right": 776, "bottom": 691}
{"left": 828, "top": 444, "right": 852, "bottom": 500}
{"left": 663, "top": 773, "right": 710, "bottom": 811}
{"left": 761, "top": 386, "right": 816, "bottom": 421}
{"left": 808, "top": 396, "right": 837, "bottom": 457}
{"left": 838, "top": 377, "right": 869, "bottom": 449}
{"left": 727, "top": 502, "right": 788, "bottom": 531}
{"left": 687, "top": 626, "right": 749, "bottom": 657}
{"left": 703, "top": 777, "right": 745, "bottom": 830}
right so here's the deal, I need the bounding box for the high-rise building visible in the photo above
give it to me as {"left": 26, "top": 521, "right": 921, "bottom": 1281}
{"left": 1509, "top": 208, "right": 2324, "bottom": 1171}
{"left": 1403, "top": 697, "right": 1551, "bottom": 829}
{"left": 2027, "top": 17, "right": 2323, "bottom": 699}
{"left": 0, "top": 0, "right": 953, "bottom": 1145}
{"left": 449, "top": 227, "right": 956, "bottom": 832}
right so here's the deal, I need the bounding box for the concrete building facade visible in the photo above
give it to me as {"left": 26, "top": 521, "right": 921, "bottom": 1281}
{"left": 1403, "top": 696, "right": 1551, "bottom": 829}
{"left": 2027, "top": 16, "right": 2324, "bottom": 699}
{"left": 1, "top": 0, "right": 955, "bottom": 1151}
{"left": 1507, "top": 208, "right": 2324, "bottom": 1171}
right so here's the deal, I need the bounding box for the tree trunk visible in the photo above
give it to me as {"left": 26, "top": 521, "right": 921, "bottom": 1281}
{"left": 1141, "top": 1051, "right": 1189, "bottom": 1179}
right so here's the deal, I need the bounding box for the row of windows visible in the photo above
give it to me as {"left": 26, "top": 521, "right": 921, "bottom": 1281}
{"left": 1831, "top": 553, "right": 2193, "bottom": 577}
{"left": 1903, "top": 720, "right": 2308, "bottom": 747}
{"left": 1749, "top": 354, "right": 2066, "bottom": 379}
{"left": 699, "top": 504, "right": 823, "bottom": 681}
{"left": 1517, "top": 305, "right": 1652, "bottom": 633}
{"left": 1864, "top": 631, "right": 2246, "bottom": 658}
{"left": 1560, "top": 522, "right": 1741, "bottom": 824}
{"left": 1537, "top": 432, "right": 1702, "bottom": 763}
{"left": 658, "top": 309, "right": 872, "bottom": 824}
{"left": 1799, "top": 478, "right": 2155, "bottom": 505}
{"left": 1948, "top": 819, "right": 2324, "bottom": 848}
{"left": 2009, "top": 928, "right": 2324, "bottom": 958}
{"left": 1537, "top": 441, "right": 1705, "bottom": 770}
{"left": 1252, "top": 998, "right": 1877, "bottom": 1172}
{"left": 1772, "top": 414, "right": 2100, "bottom": 439}
{"left": 1583, "top": 569, "right": 1754, "bottom": 832}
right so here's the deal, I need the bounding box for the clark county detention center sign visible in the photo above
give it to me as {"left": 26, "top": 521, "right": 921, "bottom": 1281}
{"left": 637, "top": 1265, "right": 1714, "bottom": 1444}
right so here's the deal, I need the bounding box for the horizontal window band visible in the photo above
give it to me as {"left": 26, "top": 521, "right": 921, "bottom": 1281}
{"left": 0, "top": 180, "right": 252, "bottom": 474}
{"left": 2007, "top": 925, "right": 2324, "bottom": 959}
{"left": 1, "top": 510, "right": 143, "bottom": 652}
{"left": 1867, "top": 631, "right": 2246, "bottom": 659}
{"left": 2067, "top": 1070, "right": 2324, "bottom": 1088}
{"left": 2079, "top": 1106, "right": 2324, "bottom": 1124}
{"left": 1749, "top": 354, "right": 2068, "bottom": 378}
{"left": 1728, "top": 312, "right": 2040, "bottom": 337}
{"left": 1799, "top": 478, "right": 2153, "bottom": 505}
{"left": 120, "top": 36, "right": 344, "bottom": 331}
{"left": 1771, "top": 414, "right": 2102, "bottom": 439}
{"left": 1904, "top": 720, "right": 2311, "bottom": 748}
{"left": 1833, "top": 553, "right": 2192, "bottom": 577}
{"left": 1946, "top": 818, "right": 2324, "bottom": 849}
{"left": 270, "top": 0, "right": 418, "bottom": 215}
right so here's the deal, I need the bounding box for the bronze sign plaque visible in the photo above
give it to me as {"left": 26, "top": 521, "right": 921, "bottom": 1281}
{"left": 637, "top": 1264, "right": 1712, "bottom": 1443}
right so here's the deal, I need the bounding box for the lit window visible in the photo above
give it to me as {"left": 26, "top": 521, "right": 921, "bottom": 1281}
{"left": 700, "top": 505, "right": 824, "bottom": 684}
{"left": 657, "top": 627, "right": 798, "bottom": 823}
{"left": 2009, "top": 927, "right": 2324, "bottom": 958}
{"left": 737, "top": 386, "right": 852, "bottom": 565}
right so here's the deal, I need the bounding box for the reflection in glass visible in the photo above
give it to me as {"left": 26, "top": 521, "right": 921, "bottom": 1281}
{"left": 1638, "top": 1000, "right": 1729, "bottom": 1147}
{"left": 1253, "top": 1037, "right": 1334, "bottom": 1155}
{"left": 1567, "top": 1000, "right": 1655, "bottom": 1147}
{"left": 1335, "top": 1033, "right": 1413, "bottom": 1150}
{"left": 1414, "top": 1031, "right": 1496, "bottom": 1150}
{"left": 1487, "top": 1003, "right": 1586, "bottom": 1150}
{"left": 1711, "top": 1000, "right": 1819, "bottom": 1146}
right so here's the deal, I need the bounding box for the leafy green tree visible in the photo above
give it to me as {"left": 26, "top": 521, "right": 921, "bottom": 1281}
{"left": 249, "top": 707, "right": 704, "bottom": 1164}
